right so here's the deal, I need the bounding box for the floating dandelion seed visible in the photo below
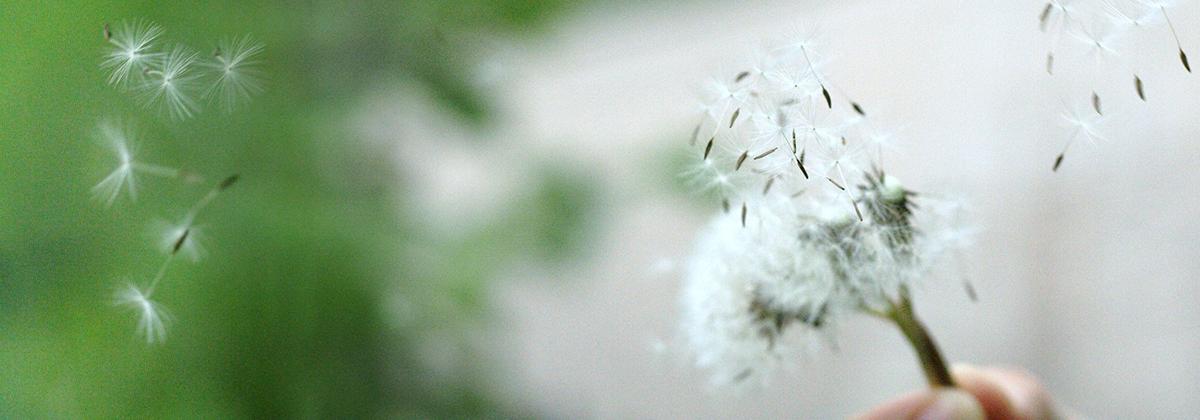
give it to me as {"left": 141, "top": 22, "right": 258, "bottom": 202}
{"left": 112, "top": 175, "right": 239, "bottom": 343}
{"left": 963, "top": 279, "right": 978, "bottom": 302}
{"left": 91, "top": 120, "right": 180, "bottom": 206}
{"left": 154, "top": 217, "right": 206, "bottom": 262}
{"left": 1039, "top": 3, "right": 1054, "bottom": 32}
{"left": 115, "top": 284, "right": 170, "bottom": 344}
{"left": 91, "top": 126, "right": 138, "bottom": 205}
{"left": 850, "top": 101, "right": 865, "bottom": 116}
{"left": 101, "top": 20, "right": 163, "bottom": 87}
{"left": 140, "top": 45, "right": 201, "bottom": 120}
{"left": 1154, "top": 3, "right": 1192, "bottom": 73}
{"left": 205, "top": 35, "right": 265, "bottom": 112}
{"left": 1052, "top": 99, "right": 1107, "bottom": 172}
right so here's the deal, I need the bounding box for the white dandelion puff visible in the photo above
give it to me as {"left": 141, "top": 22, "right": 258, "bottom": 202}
{"left": 680, "top": 42, "right": 971, "bottom": 388}
{"left": 114, "top": 284, "right": 170, "bottom": 344}
{"left": 140, "top": 45, "right": 201, "bottom": 120}
{"left": 101, "top": 20, "right": 163, "bottom": 88}
{"left": 204, "top": 35, "right": 264, "bottom": 112}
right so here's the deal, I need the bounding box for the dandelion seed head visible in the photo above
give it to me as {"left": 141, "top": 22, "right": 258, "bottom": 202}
{"left": 680, "top": 41, "right": 972, "bottom": 386}
{"left": 114, "top": 284, "right": 170, "bottom": 344}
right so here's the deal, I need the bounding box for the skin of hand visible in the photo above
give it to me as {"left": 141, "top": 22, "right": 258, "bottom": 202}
{"left": 854, "top": 364, "right": 1068, "bottom": 420}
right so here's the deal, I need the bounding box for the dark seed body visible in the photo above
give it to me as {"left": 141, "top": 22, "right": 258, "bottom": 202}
{"left": 172, "top": 229, "right": 191, "bottom": 254}
{"left": 218, "top": 174, "right": 240, "bottom": 190}
{"left": 753, "top": 148, "right": 777, "bottom": 160}
{"left": 827, "top": 177, "right": 845, "bottom": 190}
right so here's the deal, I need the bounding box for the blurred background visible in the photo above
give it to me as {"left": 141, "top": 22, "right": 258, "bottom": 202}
{"left": 2, "top": 0, "right": 1198, "bottom": 418}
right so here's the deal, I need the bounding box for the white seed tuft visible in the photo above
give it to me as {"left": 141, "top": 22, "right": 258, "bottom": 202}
{"left": 114, "top": 284, "right": 170, "bottom": 344}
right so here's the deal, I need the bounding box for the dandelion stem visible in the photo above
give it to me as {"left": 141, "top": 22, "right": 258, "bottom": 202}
{"left": 887, "top": 289, "right": 955, "bottom": 388}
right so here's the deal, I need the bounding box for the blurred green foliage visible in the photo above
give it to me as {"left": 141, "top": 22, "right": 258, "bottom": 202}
{"left": 0, "top": 0, "right": 595, "bottom": 418}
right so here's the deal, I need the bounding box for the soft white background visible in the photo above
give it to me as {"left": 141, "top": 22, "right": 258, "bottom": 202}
{"left": 364, "top": 1, "right": 1200, "bottom": 418}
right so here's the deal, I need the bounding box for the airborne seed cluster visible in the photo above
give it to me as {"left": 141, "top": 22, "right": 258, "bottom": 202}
{"left": 96, "top": 20, "right": 262, "bottom": 344}
{"left": 1039, "top": 0, "right": 1192, "bottom": 171}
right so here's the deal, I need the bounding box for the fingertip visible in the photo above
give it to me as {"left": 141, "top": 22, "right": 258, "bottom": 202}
{"left": 917, "top": 389, "right": 985, "bottom": 420}
{"left": 953, "top": 364, "right": 1019, "bottom": 419}
{"left": 952, "top": 364, "right": 1057, "bottom": 420}
{"left": 855, "top": 389, "right": 983, "bottom": 420}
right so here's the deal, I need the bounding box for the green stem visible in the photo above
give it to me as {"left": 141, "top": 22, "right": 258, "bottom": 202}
{"left": 887, "top": 292, "right": 955, "bottom": 388}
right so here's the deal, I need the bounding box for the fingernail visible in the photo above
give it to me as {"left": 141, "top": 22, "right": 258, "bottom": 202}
{"left": 917, "top": 389, "right": 984, "bottom": 420}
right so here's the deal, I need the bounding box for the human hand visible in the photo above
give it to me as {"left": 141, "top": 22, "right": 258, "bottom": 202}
{"left": 855, "top": 364, "right": 1069, "bottom": 420}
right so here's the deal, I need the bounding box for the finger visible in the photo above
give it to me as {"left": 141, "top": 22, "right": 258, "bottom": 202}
{"left": 855, "top": 388, "right": 984, "bottom": 420}
{"left": 952, "top": 364, "right": 1057, "bottom": 420}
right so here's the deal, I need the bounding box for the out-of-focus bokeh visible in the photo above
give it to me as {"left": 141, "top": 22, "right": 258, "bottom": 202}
{"left": 3, "top": 0, "right": 1198, "bottom": 418}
